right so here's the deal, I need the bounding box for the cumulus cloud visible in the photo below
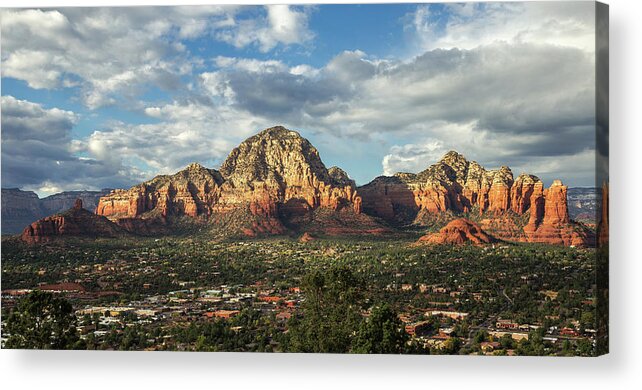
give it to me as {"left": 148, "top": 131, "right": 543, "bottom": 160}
{"left": 409, "top": 2, "right": 596, "bottom": 52}
{"left": 1, "top": 3, "right": 599, "bottom": 191}
{"left": 1, "top": 96, "right": 143, "bottom": 195}
{"left": 83, "top": 100, "right": 270, "bottom": 176}
{"left": 383, "top": 140, "right": 447, "bottom": 176}
{"left": 192, "top": 42, "right": 595, "bottom": 182}
{"left": 0, "top": 6, "right": 314, "bottom": 109}
{"left": 216, "top": 5, "right": 314, "bottom": 52}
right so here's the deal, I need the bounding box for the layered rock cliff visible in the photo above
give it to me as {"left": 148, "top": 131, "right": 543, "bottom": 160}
{"left": 97, "top": 163, "right": 223, "bottom": 219}
{"left": 1, "top": 188, "right": 110, "bottom": 234}
{"left": 218, "top": 126, "right": 362, "bottom": 218}
{"left": 417, "top": 218, "right": 497, "bottom": 246}
{"left": 21, "top": 199, "right": 125, "bottom": 244}
{"left": 359, "top": 151, "right": 593, "bottom": 246}
{"left": 359, "top": 152, "right": 526, "bottom": 223}
{"left": 96, "top": 126, "right": 367, "bottom": 236}
{"left": 1, "top": 188, "right": 42, "bottom": 234}
{"left": 522, "top": 180, "right": 593, "bottom": 246}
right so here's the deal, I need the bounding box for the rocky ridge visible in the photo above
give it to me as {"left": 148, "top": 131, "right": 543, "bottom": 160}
{"left": 15, "top": 128, "right": 593, "bottom": 246}
{"left": 359, "top": 151, "right": 593, "bottom": 246}
{"left": 417, "top": 218, "right": 497, "bottom": 245}
{"left": 21, "top": 199, "right": 126, "bottom": 244}
{"left": 96, "top": 126, "right": 367, "bottom": 236}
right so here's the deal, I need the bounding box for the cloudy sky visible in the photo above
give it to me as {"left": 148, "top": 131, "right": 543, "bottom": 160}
{"left": 1, "top": 2, "right": 598, "bottom": 196}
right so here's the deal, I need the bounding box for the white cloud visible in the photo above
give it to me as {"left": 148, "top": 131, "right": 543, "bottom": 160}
{"left": 383, "top": 140, "right": 447, "bottom": 176}
{"left": 409, "top": 2, "right": 595, "bottom": 53}
{"left": 194, "top": 33, "right": 596, "bottom": 185}
{"left": 1, "top": 3, "right": 599, "bottom": 191}
{"left": 1, "top": 96, "right": 142, "bottom": 193}
{"left": 0, "top": 6, "right": 314, "bottom": 109}
{"left": 84, "top": 100, "right": 271, "bottom": 177}
{"left": 216, "top": 5, "right": 314, "bottom": 53}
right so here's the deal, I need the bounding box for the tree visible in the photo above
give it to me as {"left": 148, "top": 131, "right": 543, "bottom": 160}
{"left": 287, "top": 266, "right": 364, "bottom": 353}
{"left": 352, "top": 304, "right": 408, "bottom": 354}
{"left": 473, "top": 329, "right": 489, "bottom": 345}
{"left": 4, "top": 291, "right": 80, "bottom": 349}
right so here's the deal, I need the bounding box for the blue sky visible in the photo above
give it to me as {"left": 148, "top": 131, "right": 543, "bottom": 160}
{"left": 1, "top": 3, "right": 598, "bottom": 196}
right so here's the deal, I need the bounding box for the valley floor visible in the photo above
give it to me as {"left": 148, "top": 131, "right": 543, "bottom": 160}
{"left": 0, "top": 236, "right": 604, "bottom": 355}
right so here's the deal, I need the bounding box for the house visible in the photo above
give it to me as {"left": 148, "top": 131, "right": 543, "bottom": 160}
{"left": 428, "top": 310, "right": 469, "bottom": 320}
{"left": 206, "top": 310, "right": 240, "bottom": 319}
{"left": 480, "top": 341, "right": 500, "bottom": 352}
{"left": 434, "top": 327, "right": 454, "bottom": 339}
{"left": 489, "top": 331, "right": 529, "bottom": 341}
{"left": 404, "top": 321, "right": 433, "bottom": 337}
{"left": 258, "top": 296, "right": 282, "bottom": 304}
{"left": 496, "top": 319, "right": 520, "bottom": 330}
{"left": 560, "top": 327, "right": 580, "bottom": 337}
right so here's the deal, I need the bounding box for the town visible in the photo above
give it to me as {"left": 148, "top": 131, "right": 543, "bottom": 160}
{"left": 1, "top": 236, "right": 600, "bottom": 355}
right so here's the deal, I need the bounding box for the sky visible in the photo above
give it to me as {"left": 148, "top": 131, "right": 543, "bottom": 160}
{"left": 0, "top": 2, "right": 598, "bottom": 196}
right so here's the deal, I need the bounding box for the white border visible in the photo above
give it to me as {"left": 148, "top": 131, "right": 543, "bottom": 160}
{"left": 2, "top": 1, "right": 640, "bottom": 389}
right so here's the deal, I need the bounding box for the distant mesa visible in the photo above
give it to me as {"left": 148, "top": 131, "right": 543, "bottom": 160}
{"left": 1, "top": 188, "right": 111, "bottom": 234}
{"left": 417, "top": 218, "right": 497, "bottom": 246}
{"left": 21, "top": 198, "right": 126, "bottom": 244}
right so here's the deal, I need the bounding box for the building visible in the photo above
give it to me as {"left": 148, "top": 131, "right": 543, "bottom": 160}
{"left": 405, "top": 321, "right": 433, "bottom": 337}
{"left": 205, "top": 310, "right": 240, "bottom": 319}
{"left": 428, "top": 310, "right": 469, "bottom": 320}
{"left": 496, "top": 319, "right": 520, "bottom": 330}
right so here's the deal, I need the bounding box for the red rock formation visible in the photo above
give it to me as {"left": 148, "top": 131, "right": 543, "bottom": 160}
{"left": 218, "top": 127, "right": 361, "bottom": 215}
{"left": 299, "top": 232, "right": 315, "bottom": 243}
{"left": 417, "top": 218, "right": 497, "bottom": 245}
{"left": 96, "top": 127, "right": 367, "bottom": 236}
{"left": 510, "top": 174, "right": 540, "bottom": 214}
{"left": 21, "top": 199, "right": 124, "bottom": 244}
{"left": 359, "top": 152, "right": 518, "bottom": 221}
{"left": 486, "top": 167, "right": 513, "bottom": 213}
{"left": 542, "top": 180, "right": 570, "bottom": 225}
{"left": 523, "top": 180, "right": 593, "bottom": 246}
{"left": 97, "top": 163, "right": 223, "bottom": 220}
{"left": 360, "top": 151, "right": 592, "bottom": 246}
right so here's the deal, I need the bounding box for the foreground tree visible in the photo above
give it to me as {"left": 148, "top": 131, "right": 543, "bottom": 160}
{"left": 287, "top": 266, "right": 364, "bottom": 353}
{"left": 4, "top": 291, "right": 80, "bottom": 349}
{"left": 352, "top": 304, "right": 408, "bottom": 354}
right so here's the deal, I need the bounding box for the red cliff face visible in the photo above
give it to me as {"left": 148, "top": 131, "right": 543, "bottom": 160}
{"left": 21, "top": 199, "right": 124, "bottom": 244}
{"left": 542, "top": 180, "right": 570, "bottom": 225}
{"left": 96, "top": 127, "right": 367, "bottom": 237}
{"left": 359, "top": 151, "right": 593, "bottom": 246}
{"left": 97, "top": 163, "right": 223, "bottom": 220}
{"left": 359, "top": 153, "right": 521, "bottom": 222}
{"left": 523, "top": 180, "right": 592, "bottom": 246}
{"left": 417, "top": 218, "right": 497, "bottom": 246}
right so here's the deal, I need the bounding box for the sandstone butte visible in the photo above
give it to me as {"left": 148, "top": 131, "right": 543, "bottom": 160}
{"left": 417, "top": 218, "right": 497, "bottom": 245}
{"left": 21, "top": 199, "right": 125, "bottom": 244}
{"left": 359, "top": 151, "right": 594, "bottom": 246}
{"left": 23, "top": 127, "right": 594, "bottom": 246}
{"left": 96, "top": 126, "right": 369, "bottom": 236}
